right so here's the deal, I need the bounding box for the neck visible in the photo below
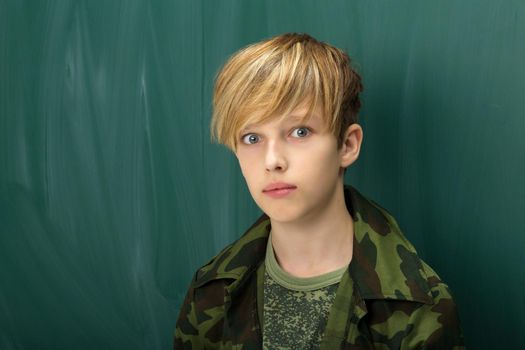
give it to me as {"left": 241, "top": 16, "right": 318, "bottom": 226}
{"left": 268, "top": 181, "right": 354, "bottom": 278}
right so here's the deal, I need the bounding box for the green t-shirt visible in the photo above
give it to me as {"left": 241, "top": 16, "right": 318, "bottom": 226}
{"left": 262, "top": 233, "right": 347, "bottom": 350}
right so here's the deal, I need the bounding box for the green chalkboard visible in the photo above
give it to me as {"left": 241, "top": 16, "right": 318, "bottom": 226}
{"left": 1, "top": 1, "right": 524, "bottom": 349}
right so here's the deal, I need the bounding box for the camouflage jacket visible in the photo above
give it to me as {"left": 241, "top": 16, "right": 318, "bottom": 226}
{"left": 174, "top": 185, "right": 465, "bottom": 349}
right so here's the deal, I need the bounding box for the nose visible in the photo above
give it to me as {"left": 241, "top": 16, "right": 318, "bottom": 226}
{"left": 265, "top": 138, "right": 288, "bottom": 172}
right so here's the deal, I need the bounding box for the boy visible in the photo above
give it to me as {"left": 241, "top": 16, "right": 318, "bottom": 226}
{"left": 174, "top": 33, "right": 464, "bottom": 349}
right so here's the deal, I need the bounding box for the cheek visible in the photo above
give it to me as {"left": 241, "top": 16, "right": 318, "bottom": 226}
{"left": 302, "top": 146, "right": 339, "bottom": 173}
{"left": 238, "top": 162, "right": 250, "bottom": 181}
{"left": 237, "top": 148, "right": 266, "bottom": 177}
{"left": 238, "top": 159, "right": 260, "bottom": 194}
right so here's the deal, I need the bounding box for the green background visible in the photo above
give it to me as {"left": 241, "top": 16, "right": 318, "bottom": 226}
{"left": 1, "top": 0, "right": 524, "bottom": 349}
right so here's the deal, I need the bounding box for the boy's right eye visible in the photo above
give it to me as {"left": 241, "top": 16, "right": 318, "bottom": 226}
{"left": 241, "top": 134, "right": 260, "bottom": 145}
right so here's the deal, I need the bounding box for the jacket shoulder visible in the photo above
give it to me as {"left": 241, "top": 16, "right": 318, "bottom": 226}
{"left": 192, "top": 215, "right": 270, "bottom": 289}
{"left": 174, "top": 215, "right": 269, "bottom": 349}
{"left": 405, "top": 262, "right": 465, "bottom": 349}
{"left": 190, "top": 242, "right": 237, "bottom": 288}
{"left": 174, "top": 244, "right": 236, "bottom": 349}
{"left": 365, "top": 258, "right": 465, "bottom": 349}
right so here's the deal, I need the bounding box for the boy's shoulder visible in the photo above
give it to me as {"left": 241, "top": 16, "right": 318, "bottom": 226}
{"left": 345, "top": 186, "right": 437, "bottom": 303}
{"left": 190, "top": 213, "right": 270, "bottom": 289}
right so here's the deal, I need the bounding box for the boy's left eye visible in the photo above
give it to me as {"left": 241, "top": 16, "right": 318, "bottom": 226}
{"left": 240, "top": 127, "right": 311, "bottom": 145}
{"left": 291, "top": 127, "right": 311, "bottom": 138}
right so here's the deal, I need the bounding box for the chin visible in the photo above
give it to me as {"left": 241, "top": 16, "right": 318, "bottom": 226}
{"left": 263, "top": 207, "right": 301, "bottom": 223}
{"left": 254, "top": 194, "right": 300, "bottom": 220}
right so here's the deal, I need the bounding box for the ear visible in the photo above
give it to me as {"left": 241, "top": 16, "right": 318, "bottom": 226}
{"left": 339, "top": 123, "right": 363, "bottom": 168}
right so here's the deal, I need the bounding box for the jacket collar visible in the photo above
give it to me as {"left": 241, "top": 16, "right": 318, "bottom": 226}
{"left": 192, "top": 184, "right": 433, "bottom": 304}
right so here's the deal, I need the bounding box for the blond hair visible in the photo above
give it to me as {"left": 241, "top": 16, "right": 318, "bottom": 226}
{"left": 210, "top": 32, "right": 362, "bottom": 153}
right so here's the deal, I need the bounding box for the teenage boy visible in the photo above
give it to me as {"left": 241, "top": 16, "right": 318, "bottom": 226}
{"left": 174, "top": 32, "right": 464, "bottom": 349}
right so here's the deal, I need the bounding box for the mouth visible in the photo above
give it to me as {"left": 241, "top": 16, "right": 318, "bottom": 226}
{"left": 264, "top": 187, "right": 296, "bottom": 192}
{"left": 262, "top": 184, "right": 297, "bottom": 198}
{"left": 263, "top": 184, "right": 297, "bottom": 192}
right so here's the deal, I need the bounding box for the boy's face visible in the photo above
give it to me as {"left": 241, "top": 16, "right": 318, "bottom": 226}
{"left": 235, "top": 102, "right": 361, "bottom": 223}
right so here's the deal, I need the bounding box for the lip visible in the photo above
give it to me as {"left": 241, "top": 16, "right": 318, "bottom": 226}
{"left": 263, "top": 187, "right": 296, "bottom": 198}
{"left": 263, "top": 182, "right": 297, "bottom": 192}
{"left": 262, "top": 182, "right": 297, "bottom": 199}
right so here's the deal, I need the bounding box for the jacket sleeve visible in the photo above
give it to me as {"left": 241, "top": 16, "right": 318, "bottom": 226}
{"left": 402, "top": 265, "right": 465, "bottom": 349}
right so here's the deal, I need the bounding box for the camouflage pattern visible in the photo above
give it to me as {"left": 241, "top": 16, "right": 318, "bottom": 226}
{"left": 263, "top": 266, "right": 339, "bottom": 349}
{"left": 174, "top": 185, "right": 465, "bottom": 349}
